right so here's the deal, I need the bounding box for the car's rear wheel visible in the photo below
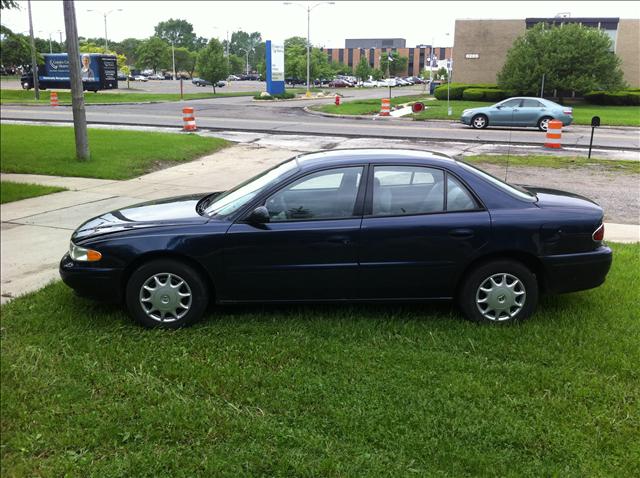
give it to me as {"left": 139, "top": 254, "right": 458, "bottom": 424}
{"left": 458, "top": 260, "right": 538, "bottom": 324}
{"left": 471, "top": 114, "right": 488, "bottom": 129}
{"left": 125, "top": 258, "right": 209, "bottom": 328}
{"left": 538, "top": 116, "right": 553, "bottom": 132}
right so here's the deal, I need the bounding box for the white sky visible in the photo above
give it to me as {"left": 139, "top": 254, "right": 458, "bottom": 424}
{"left": 2, "top": 1, "right": 638, "bottom": 47}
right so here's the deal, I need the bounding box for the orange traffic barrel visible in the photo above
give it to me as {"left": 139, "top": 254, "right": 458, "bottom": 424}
{"left": 544, "top": 120, "right": 563, "bottom": 149}
{"left": 50, "top": 91, "right": 59, "bottom": 107}
{"left": 380, "top": 98, "right": 391, "bottom": 116}
{"left": 182, "top": 107, "right": 196, "bottom": 131}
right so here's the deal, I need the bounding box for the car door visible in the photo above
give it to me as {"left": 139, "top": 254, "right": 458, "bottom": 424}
{"left": 519, "top": 98, "right": 545, "bottom": 126}
{"left": 358, "top": 164, "right": 491, "bottom": 299}
{"left": 223, "top": 166, "right": 366, "bottom": 301}
{"left": 490, "top": 98, "right": 523, "bottom": 126}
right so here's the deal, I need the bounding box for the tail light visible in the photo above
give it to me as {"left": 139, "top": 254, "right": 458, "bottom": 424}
{"left": 563, "top": 109, "right": 573, "bottom": 115}
{"left": 592, "top": 223, "right": 604, "bottom": 242}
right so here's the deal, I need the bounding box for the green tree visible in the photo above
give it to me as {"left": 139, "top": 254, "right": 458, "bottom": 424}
{"left": 371, "top": 68, "right": 384, "bottom": 81}
{"left": 0, "top": 26, "right": 34, "bottom": 67}
{"left": 154, "top": 19, "right": 196, "bottom": 49}
{"left": 498, "top": 23, "right": 626, "bottom": 100}
{"left": 228, "top": 54, "right": 245, "bottom": 75}
{"left": 380, "top": 51, "right": 408, "bottom": 77}
{"left": 117, "top": 38, "right": 142, "bottom": 65}
{"left": 229, "top": 30, "right": 262, "bottom": 70}
{"left": 173, "top": 47, "right": 197, "bottom": 77}
{"left": 136, "top": 37, "right": 170, "bottom": 72}
{"left": 196, "top": 38, "right": 228, "bottom": 93}
{"left": 355, "top": 56, "right": 371, "bottom": 82}
{"left": 435, "top": 67, "right": 448, "bottom": 81}
{"left": 284, "top": 36, "right": 307, "bottom": 79}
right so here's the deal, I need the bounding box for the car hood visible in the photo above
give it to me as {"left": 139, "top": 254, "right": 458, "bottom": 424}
{"left": 72, "top": 193, "right": 215, "bottom": 242}
{"left": 524, "top": 186, "right": 601, "bottom": 211}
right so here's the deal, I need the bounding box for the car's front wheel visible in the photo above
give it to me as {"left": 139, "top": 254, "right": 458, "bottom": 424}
{"left": 125, "top": 258, "right": 209, "bottom": 328}
{"left": 471, "top": 114, "right": 488, "bottom": 129}
{"left": 458, "top": 260, "right": 538, "bottom": 324}
{"left": 538, "top": 116, "right": 553, "bottom": 132}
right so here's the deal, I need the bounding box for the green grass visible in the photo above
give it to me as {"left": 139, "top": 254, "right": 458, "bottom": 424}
{"left": 312, "top": 97, "right": 640, "bottom": 126}
{"left": 0, "top": 89, "right": 258, "bottom": 105}
{"left": 1, "top": 243, "right": 638, "bottom": 477}
{"left": 0, "top": 124, "right": 229, "bottom": 180}
{"left": 0, "top": 181, "right": 66, "bottom": 203}
{"left": 465, "top": 154, "right": 640, "bottom": 174}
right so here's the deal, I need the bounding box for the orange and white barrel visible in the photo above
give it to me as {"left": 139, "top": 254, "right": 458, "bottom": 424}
{"left": 182, "top": 107, "right": 196, "bottom": 131}
{"left": 50, "top": 91, "right": 59, "bottom": 107}
{"left": 380, "top": 98, "right": 391, "bottom": 116}
{"left": 544, "top": 120, "right": 563, "bottom": 149}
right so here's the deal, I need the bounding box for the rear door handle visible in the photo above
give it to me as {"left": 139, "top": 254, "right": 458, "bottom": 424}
{"left": 449, "top": 228, "right": 474, "bottom": 239}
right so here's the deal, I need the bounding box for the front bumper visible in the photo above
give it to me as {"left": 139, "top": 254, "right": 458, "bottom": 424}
{"left": 541, "top": 246, "right": 612, "bottom": 294}
{"left": 460, "top": 115, "right": 472, "bottom": 125}
{"left": 59, "top": 253, "right": 124, "bottom": 303}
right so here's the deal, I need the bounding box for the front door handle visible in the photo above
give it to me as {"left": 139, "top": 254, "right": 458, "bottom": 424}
{"left": 327, "top": 236, "right": 351, "bottom": 245}
{"left": 449, "top": 228, "right": 474, "bottom": 239}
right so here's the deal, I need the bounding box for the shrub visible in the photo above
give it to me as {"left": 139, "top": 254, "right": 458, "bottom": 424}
{"left": 584, "top": 90, "right": 640, "bottom": 106}
{"left": 462, "top": 88, "right": 509, "bottom": 101}
{"left": 434, "top": 83, "right": 503, "bottom": 100}
{"left": 253, "top": 92, "right": 295, "bottom": 100}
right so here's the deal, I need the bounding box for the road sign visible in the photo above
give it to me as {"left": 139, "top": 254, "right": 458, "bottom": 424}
{"left": 266, "top": 40, "right": 285, "bottom": 95}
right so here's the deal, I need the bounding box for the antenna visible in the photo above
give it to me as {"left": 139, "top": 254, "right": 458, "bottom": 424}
{"left": 504, "top": 101, "right": 516, "bottom": 182}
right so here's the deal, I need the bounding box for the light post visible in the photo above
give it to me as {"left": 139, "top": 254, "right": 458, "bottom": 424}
{"left": 238, "top": 48, "right": 253, "bottom": 75}
{"left": 284, "top": 1, "right": 335, "bottom": 97}
{"left": 170, "top": 40, "right": 176, "bottom": 80}
{"left": 39, "top": 31, "right": 53, "bottom": 53}
{"left": 445, "top": 32, "right": 453, "bottom": 116}
{"left": 86, "top": 8, "right": 122, "bottom": 52}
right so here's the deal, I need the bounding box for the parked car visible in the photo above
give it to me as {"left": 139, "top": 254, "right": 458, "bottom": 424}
{"left": 117, "top": 73, "right": 127, "bottom": 81}
{"left": 227, "top": 75, "right": 240, "bottom": 81}
{"left": 133, "top": 75, "right": 148, "bottom": 82}
{"left": 148, "top": 74, "right": 164, "bottom": 80}
{"left": 410, "top": 76, "right": 426, "bottom": 84}
{"left": 285, "top": 77, "right": 305, "bottom": 86}
{"left": 192, "top": 77, "right": 211, "bottom": 87}
{"left": 328, "top": 79, "right": 353, "bottom": 88}
{"left": 461, "top": 97, "right": 573, "bottom": 131}
{"left": 378, "top": 78, "right": 397, "bottom": 87}
{"left": 395, "top": 77, "right": 411, "bottom": 86}
{"left": 164, "top": 73, "right": 174, "bottom": 80}
{"left": 361, "top": 80, "right": 378, "bottom": 88}
{"left": 60, "top": 149, "right": 611, "bottom": 328}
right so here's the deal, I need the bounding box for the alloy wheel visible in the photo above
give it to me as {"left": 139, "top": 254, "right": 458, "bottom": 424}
{"left": 473, "top": 116, "right": 486, "bottom": 128}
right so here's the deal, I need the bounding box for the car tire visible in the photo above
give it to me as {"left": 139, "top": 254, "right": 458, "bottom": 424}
{"left": 471, "top": 114, "right": 488, "bottom": 129}
{"left": 125, "top": 258, "right": 209, "bottom": 329}
{"left": 538, "top": 116, "right": 553, "bottom": 132}
{"left": 458, "top": 260, "right": 538, "bottom": 324}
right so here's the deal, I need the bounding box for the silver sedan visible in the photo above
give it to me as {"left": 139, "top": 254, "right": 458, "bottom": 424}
{"left": 461, "top": 97, "right": 574, "bottom": 131}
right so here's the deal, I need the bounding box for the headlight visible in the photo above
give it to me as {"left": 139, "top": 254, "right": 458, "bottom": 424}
{"left": 462, "top": 109, "right": 471, "bottom": 115}
{"left": 69, "top": 242, "right": 102, "bottom": 262}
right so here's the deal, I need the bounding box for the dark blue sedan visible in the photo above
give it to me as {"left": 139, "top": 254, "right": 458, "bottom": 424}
{"left": 60, "top": 149, "right": 612, "bottom": 327}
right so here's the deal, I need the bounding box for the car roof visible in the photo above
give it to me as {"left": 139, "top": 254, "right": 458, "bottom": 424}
{"left": 295, "top": 148, "right": 457, "bottom": 169}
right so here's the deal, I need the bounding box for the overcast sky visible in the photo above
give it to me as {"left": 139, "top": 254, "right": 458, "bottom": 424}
{"left": 2, "top": 1, "right": 638, "bottom": 47}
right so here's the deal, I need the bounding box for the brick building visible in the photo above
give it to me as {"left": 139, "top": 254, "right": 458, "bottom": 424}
{"left": 322, "top": 40, "right": 453, "bottom": 77}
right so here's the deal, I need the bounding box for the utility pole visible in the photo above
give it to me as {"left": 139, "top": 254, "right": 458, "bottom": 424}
{"left": 27, "top": 0, "right": 40, "bottom": 100}
{"left": 171, "top": 40, "right": 176, "bottom": 80}
{"left": 63, "top": 0, "right": 90, "bottom": 161}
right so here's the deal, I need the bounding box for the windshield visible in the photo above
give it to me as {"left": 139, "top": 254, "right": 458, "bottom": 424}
{"left": 204, "top": 158, "right": 299, "bottom": 217}
{"left": 457, "top": 161, "right": 536, "bottom": 202}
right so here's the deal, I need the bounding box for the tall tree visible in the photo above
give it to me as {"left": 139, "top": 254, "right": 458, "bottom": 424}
{"left": 355, "top": 56, "right": 372, "bottom": 82}
{"left": 154, "top": 19, "right": 195, "bottom": 49}
{"left": 196, "top": 38, "right": 228, "bottom": 93}
{"left": 227, "top": 54, "right": 245, "bottom": 75}
{"left": 173, "top": 46, "right": 197, "bottom": 77}
{"left": 498, "top": 23, "right": 626, "bottom": 100}
{"left": 135, "top": 36, "right": 170, "bottom": 72}
{"left": 117, "top": 38, "right": 142, "bottom": 65}
{"left": 229, "top": 30, "right": 262, "bottom": 70}
{"left": 0, "top": 26, "right": 35, "bottom": 67}
{"left": 380, "top": 51, "right": 408, "bottom": 77}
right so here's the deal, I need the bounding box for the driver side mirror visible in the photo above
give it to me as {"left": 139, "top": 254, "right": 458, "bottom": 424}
{"left": 246, "top": 206, "right": 270, "bottom": 224}
{"left": 496, "top": 105, "right": 503, "bottom": 109}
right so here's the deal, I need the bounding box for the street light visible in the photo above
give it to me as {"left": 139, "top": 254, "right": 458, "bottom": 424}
{"left": 283, "top": 1, "right": 335, "bottom": 97}
{"left": 86, "top": 8, "right": 123, "bottom": 52}
{"left": 238, "top": 47, "right": 253, "bottom": 76}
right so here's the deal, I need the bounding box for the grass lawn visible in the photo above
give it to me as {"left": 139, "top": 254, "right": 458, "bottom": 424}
{"left": 1, "top": 124, "right": 229, "bottom": 180}
{"left": 0, "top": 181, "right": 66, "bottom": 204}
{"left": 464, "top": 154, "right": 640, "bottom": 174}
{"left": 312, "top": 96, "right": 640, "bottom": 127}
{"left": 0, "top": 89, "right": 258, "bottom": 105}
{"left": 1, "top": 243, "right": 638, "bottom": 476}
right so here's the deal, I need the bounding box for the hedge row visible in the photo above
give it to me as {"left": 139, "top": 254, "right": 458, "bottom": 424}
{"left": 462, "top": 88, "right": 510, "bottom": 101}
{"left": 584, "top": 90, "right": 640, "bottom": 106}
{"left": 433, "top": 83, "right": 501, "bottom": 100}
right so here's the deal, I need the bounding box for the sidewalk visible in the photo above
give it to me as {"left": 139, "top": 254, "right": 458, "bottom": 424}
{"left": 2, "top": 141, "right": 639, "bottom": 304}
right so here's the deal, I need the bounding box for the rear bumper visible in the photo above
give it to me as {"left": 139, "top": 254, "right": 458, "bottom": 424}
{"left": 59, "top": 253, "right": 123, "bottom": 303}
{"left": 541, "top": 246, "right": 612, "bottom": 294}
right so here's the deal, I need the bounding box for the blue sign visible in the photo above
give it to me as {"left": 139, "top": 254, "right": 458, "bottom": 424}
{"left": 266, "top": 40, "right": 285, "bottom": 95}
{"left": 39, "top": 53, "right": 102, "bottom": 83}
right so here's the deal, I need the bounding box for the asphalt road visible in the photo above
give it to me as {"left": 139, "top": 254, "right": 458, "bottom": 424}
{"left": 2, "top": 91, "right": 639, "bottom": 150}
